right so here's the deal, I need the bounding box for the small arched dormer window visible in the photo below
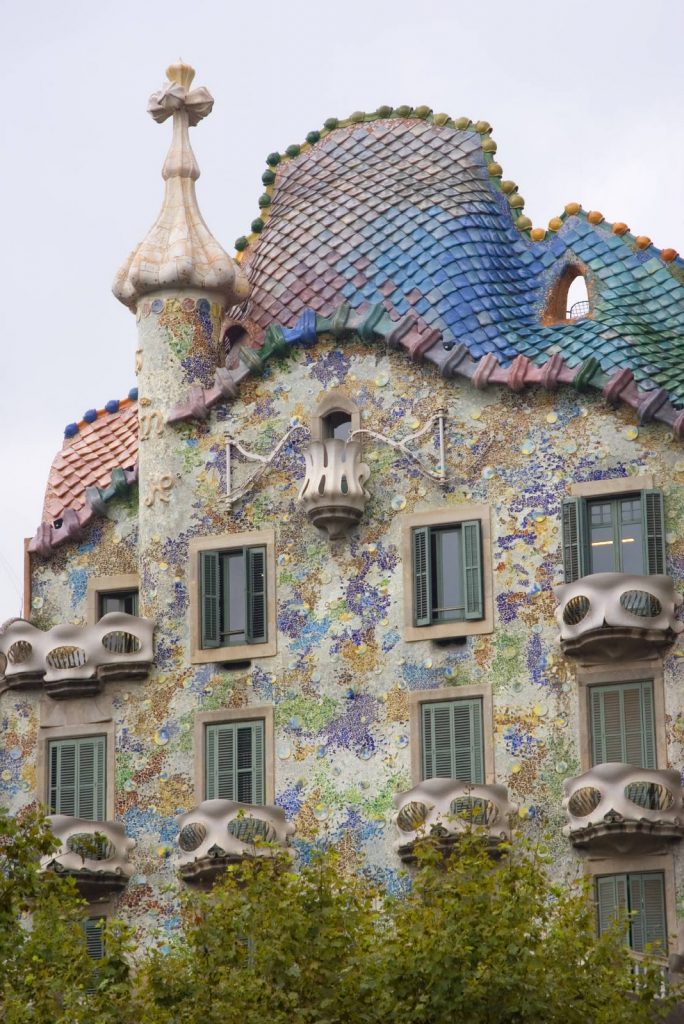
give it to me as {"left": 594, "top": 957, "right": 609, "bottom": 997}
{"left": 309, "top": 392, "right": 361, "bottom": 444}
{"left": 543, "top": 264, "right": 591, "bottom": 324}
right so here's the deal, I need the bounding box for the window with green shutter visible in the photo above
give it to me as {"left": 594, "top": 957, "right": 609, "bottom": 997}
{"left": 85, "top": 917, "right": 106, "bottom": 960}
{"left": 589, "top": 681, "right": 656, "bottom": 769}
{"left": 412, "top": 521, "right": 483, "bottom": 627}
{"left": 561, "top": 490, "right": 665, "bottom": 582}
{"left": 596, "top": 872, "right": 667, "bottom": 956}
{"left": 199, "top": 544, "right": 268, "bottom": 650}
{"left": 48, "top": 736, "right": 106, "bottom": 821}
{"left": 421, "top": 699, "right": 484, "bottom": 783}
{"left": 205, "top": 720, "right": 265, "bottom": 804}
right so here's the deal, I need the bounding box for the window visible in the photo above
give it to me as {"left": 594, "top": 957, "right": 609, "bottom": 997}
{"left": 323, "top": 410, "right": 353, "bottom": 441}
{"left": 590, "top": 681, "right": 656, "bottom": 769}
{"left": 562, "top": 489, "right": 664, "bottom": 582}
{"left": 85, "top": 917, "right": 106, "bottom": 960}
{"left": 421, "top": 698, "right": 484, "bottom": 783}
{"left": 48, "top": 736, "right": 106, "bottom": 820}
{"left": 98, "top": 589, "right": 138, "bottom": 617}
{"left": 543, "top": 264, "right": 591, "bottom": 324}
{"left": 199, "top": 546, "right": 266, "bottom": 649}
{"left": 309, "top": 391, "right": 360, "bottom": 443}
{"left": 86, "top": 574, "right": 139, "bottom": 625}
{"left": 402, "top": 507, "right": 493, "bottom": 642}
{"left": 205, "top": 720, "right": 265, "bottom": 804}
{"left": 413, "top": 522, "right": 483, "bottom": 626}
{"left": 597, "top": 872, "right": 667, "bottom": 956}
{"left": 189, "top": 531, "right": 276, "bottom": 664}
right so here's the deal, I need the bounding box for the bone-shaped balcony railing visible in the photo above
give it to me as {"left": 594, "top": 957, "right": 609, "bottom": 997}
{"left": 394, "top": 778, "right": 514, "bottom": 862}
{"left": 42, "top": 815, "right": 135, "bottom": 897}
{"left": 298, "top": 439, "right": 370, "bottom": 539}
{"left": 176, "top": 799, "right": 295, "bottom": 882}
{"left": 554, "top": 573, "right": 683, "bottom": 662}
{"left": 563, "top": 763, "right": 684, "bottom": 851}
{"left": 0, "top": 613, "right": 154, "bottom": 696}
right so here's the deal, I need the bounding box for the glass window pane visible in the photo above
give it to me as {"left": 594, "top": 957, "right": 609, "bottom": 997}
{"left": 589, "top": 524, "right": 616, "bottom": 572}
{"left": 225, "top": 551, "right": 246, "bottom": 644}
{"left": 431, "top": 527, "right": 464, "bottom": 622}
{"left": 99, "top": 590, "right": 138, "bottom": 617}
{"left": 619, "top": 499, "right": 644, "bottom": 573}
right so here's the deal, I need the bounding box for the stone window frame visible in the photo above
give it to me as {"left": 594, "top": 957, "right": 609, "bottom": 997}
{"left": 584, "top": 851, "right": 677, "bottom": 959}
{"left": 86, "top": 573, "right": 139, "bottom": 626}
{"left": 37, "top": 696, "right": 116, "bottom": 817}
{"left": 575, "top": 660, "right": 667, "bottom": 773}
{"left": 408, "top": 683, "right": 495, "bottom": 786}
{"left": 568, "top": 473, "right": 655, "bottom": 499}
{"left": 193, "top": 705, "right": 275, "bottom": 804}
{"left": 401, "top": 504, "right": 494, "bottom": 642}
{"left": 309, "top": 390, "right": 361, "bottom": 443}
{"left": 188, "top": 530, "right": 277, "bottom": 665}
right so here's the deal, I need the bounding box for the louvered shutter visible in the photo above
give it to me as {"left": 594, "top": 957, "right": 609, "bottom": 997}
{"left": 590, "top": 683, "right": 655, "bottom": 769}
{"left": 422, "top": 700, "right": 484, "bottom": 783}
{"left": 643, "top": 490, "right": 666, "bottom": 575}
{"left": 200, "top": 550, "right": 221, "bottom": 648}
{"left": 252, "top": 721, "right": 265, "bottom": 805}
{"left": 77, "top": 737, "right": 106, "bottom": 821}
{"left": 640, "top": 682, "right": 656, "bottom": 770}
{"left": 206, "top": 723, "right": 235, "bottom": 800}
{"left": 412, "top": 527, "right": 431, "bottom": 626}
{"left": 85, "top": 917, "right": 105, "bottom": 960}
{"left": 49, "top": 737, "right": 105, "bottom": 820}
{"left": 206, "top": 721, "right": 265, "bottom": 803}
{"left": 246, "top": 546, "right": 267, "bottom": 644}
{"left": 561, "top": 498, "right": 587, "bottom": 582}
{"left": 634, "top": 874, "right": 667, "bottom": 955}
{"left": 461, "top": 520, "right": 484, "bottom": 620}
{"left": 50, "top": 740, "right": 76, "bottom": 816}
{"left": 597, "top": 874, "right": 628, "bottom": 940}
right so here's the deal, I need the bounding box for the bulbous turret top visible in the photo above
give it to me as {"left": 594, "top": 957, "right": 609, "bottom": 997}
{"left": 113, "top": 61, "right": 250, "bottom": 311}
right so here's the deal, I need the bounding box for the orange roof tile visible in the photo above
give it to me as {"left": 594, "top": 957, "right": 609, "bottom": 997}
{"left": 42, "top": 403, "right": 139, "bottom": 521}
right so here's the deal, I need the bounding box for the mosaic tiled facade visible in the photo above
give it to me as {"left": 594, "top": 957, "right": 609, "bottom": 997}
{"left": 3, "top": 63, "right": 684, "bottom": 961}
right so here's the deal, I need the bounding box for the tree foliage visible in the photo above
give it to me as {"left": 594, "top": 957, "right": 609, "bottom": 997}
{"left": 0, "top": 810, "right": 678, "bottom": 1023}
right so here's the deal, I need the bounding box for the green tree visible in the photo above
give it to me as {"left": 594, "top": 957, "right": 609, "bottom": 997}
{"left": 0, "top": 807, "right": 134, "bottom": 1024}
{"left": 1, "top": 810, "right": 679, "bottom": 1023}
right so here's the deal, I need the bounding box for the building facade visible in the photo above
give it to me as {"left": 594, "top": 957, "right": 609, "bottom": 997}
{"left": 2, "top": 63, "right": 684, "bottom": 968}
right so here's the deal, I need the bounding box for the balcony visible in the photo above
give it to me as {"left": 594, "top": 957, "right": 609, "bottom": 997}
{"left": 298, "top": 439, "right": 370, "bottom": 540}
{"left": 42, "top": 815, "right": 135, "bottom": 899}
{"left": 554, "top": 573, "right": 683, "bottom": 663}
{"left": 563, "top": 763, "right": 684, "bottom": 854}
{"left": 176, "top": 799, "right": 295, "bottom": 885}
{"left": 0, "top": 613, "right": 154, "bottom": 698}
{"left": 394, "top": 779, "right": 514, "bottom": 864}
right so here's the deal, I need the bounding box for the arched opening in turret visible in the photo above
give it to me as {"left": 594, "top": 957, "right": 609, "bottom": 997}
{"left": 543, "top": 264, "right": 591, "bottom": 324}
{"left": 222, "top": 324, "right": 248, "bottom": 356}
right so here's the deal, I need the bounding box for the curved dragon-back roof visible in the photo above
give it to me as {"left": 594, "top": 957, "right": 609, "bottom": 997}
{"left": 30, "top": 107, "right": 684, "bottom": 556}
{"left": 232, "top": 108, "right": 684, "bottom": 403}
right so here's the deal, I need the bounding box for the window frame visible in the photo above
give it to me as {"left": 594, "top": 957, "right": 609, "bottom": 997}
{"left": 309, "top": 391, "right": 361, "bottom": 444}
{"left": 562, "top": 475, "right": 665, "bottom": 582}
{"left": 586, "top": 852, "right": 676, "bottom": 961}
{"left": 193, "top": 706, "right": 275, "bottom": 804}
{"left": 401, "top": 505, "right": 493, "bottom": 642}
{"left": 575, "top": 661, "right": 666, "bottom": 773}
{"left": 409, "top": 684, "right": 494, "bottom": 786}
{"left": 38, "top": 706, "right": 116, "bottom": 820}
{"left": 189, "top": 531, "right": 277, "bottom": 664}
{"left": 86, "top": 574, "right": 139, "bottom": 625}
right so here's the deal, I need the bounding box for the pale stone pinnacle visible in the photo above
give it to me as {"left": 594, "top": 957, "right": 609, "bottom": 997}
{"left": 113, "top": 63, "right": 250, "bottom": 311}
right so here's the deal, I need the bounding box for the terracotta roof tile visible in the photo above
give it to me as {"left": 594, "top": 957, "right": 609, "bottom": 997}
{"left": 41, "top": 403, "right": 139, "bottom": 522}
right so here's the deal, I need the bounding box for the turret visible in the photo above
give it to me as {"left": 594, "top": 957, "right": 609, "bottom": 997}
{"left": 113, "top": 62, "right": 249, "bottom": 619}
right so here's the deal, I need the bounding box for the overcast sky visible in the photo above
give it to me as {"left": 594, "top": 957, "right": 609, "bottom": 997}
{"left": 1, "top": 0, "right": 682, "bottom": 620}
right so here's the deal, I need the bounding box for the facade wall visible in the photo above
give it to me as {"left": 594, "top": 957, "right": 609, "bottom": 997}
{"left": 4, "top": 325, "right": 684, "bottom": 945}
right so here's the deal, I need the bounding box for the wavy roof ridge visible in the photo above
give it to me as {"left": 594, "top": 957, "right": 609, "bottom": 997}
{"left": 233, "top": 106, "right": 682, "bottom": 269}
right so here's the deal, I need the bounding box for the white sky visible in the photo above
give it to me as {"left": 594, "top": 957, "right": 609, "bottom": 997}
{"left": 1, "top": 0, "right": 682, "bottom": 619}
